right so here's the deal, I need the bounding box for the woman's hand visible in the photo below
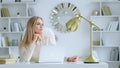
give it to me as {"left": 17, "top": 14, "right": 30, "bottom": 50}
{"left": 33, "top": 34, "right": 42, "bottom": 42}
{"left": 66, "top": 56, "right": 79, "bottom": 62}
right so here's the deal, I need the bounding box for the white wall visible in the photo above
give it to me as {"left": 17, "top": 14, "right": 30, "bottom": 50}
{"left": 33, "top": 0, "right": 99, "bottom": 58}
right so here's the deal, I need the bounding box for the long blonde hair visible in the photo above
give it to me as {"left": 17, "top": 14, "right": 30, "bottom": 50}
{"left": 19, "top": 16, "right": 43, "bottom": 48}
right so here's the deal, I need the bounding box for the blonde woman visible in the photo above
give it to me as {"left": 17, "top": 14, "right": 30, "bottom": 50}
{"left": 19, "top": 16, "right": 78, "bottom": 63}
{"left": 19, "top": 16, "right": 78, "bottom": 62}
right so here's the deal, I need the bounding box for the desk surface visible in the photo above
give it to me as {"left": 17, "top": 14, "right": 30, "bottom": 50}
{"left": 0, "top": 62, "right": 108, "bottom": 68}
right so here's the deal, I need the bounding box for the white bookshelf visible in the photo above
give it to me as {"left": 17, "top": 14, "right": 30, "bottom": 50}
{"left": 91, "top": 0, "right": 120, "bottom": 68}
{"left": 0, "top": 1, "right": 36, "bottom": 59}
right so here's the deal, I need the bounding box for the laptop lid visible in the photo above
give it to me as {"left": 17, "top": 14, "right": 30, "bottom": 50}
{"left": 39, "top": 45, "right": 65, "bottom": 63}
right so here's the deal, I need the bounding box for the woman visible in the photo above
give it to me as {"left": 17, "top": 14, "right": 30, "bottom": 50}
{"left": 19, "top": 16, "right": 56, "bottom": 63}
{"left": 19, "top": 16, "right": 78, "bottom": 63}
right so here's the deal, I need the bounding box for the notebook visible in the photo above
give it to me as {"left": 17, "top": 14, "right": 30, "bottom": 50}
{"left": 39, "top": 45, "right": 65, "bottom": 63}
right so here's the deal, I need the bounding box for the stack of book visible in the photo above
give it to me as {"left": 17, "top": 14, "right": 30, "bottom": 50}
{"left": 1, "top": 8, "right": 10, "bottom": 17}
{"left": 110, "top": 48, "right": 119, "bottom": 61}
{"left": 0, "top": 54, "right": 16, "bottom": 64}
{"left": 11, "top": 23, "right": 23, "bottom": 32}
{"left": 1, "top": 36, "right": 10, "bottom": 47}
{"left": 102, "top": 6, "right": 112, "bottom": 15}
{"left": 105, "top": 21, "right": 119, "bottom": 31}
{"left": 93, "top": 41, "right": 100, "bottom": 46}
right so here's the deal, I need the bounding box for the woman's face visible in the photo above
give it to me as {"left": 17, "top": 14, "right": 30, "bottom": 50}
{"left": 34, "top": 18, "right": 44, "bottom": 34}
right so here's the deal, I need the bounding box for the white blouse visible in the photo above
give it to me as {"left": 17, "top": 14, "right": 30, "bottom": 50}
{"left": 19, "top": 27, "right": 56, "bottom": 63}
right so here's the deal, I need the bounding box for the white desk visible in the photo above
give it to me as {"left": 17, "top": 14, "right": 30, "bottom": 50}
{"left": 0, "top": 62, "right": 108, "bottom": 68}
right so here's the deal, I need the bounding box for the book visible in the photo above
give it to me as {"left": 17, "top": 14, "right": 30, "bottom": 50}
{"left": 11, "top": 23, "right": 23, "bottom": 32}
{"left": 93, "top": 41, "right": 100, "bottom": 45}
{"left": 1, "top": 8, "right": 4, "bottom": 17}
{"left": 4, "top": 36, "right": 10, "bottom": 46}
{"left": 28, "top": 7, "right": 36, "bottom": 16}
{"left": 0, "top": 54, "right": 10, "bottom": 59}
{"left": 18, "top": 23, "right": 23, "bottom": 31}
{"left": 102, "top": 6, "right": 112, "bottom": 15}
{"left": 105, "top": 22, "right": 111, "bottom": 31}
{"left": 1, "top": 8, "right": 10, "bottom": 17}
{"left": 1, "top": 37, "right": 6, "bottom": 47}
{"left": 109, "top": 21, "right": 119, "bottom": 31}
{"left": 110, "top": 48, "right": 119, "bottom": 61}
{"left": 0, "top": 58, "right": 16, "bottom": 64}
{"left": 106, "top": 21, "right": 119, "bottom": 31}
{"left": 14, "top": 23, "right": 19, "bottom": 32}
{"left": 11, "top": 23, "right": 15, "bottom": 32}
{"left": 1, "top": 36, "right": 10, "bottom": 47}
{"left": 114, "top": 48, "right": 119, "bottom": 61}
{"left": 0, "top": 54, "right": 16, "bottom": 64}
{"left": 110, "top": 48, "right": 116, "bottom": 61}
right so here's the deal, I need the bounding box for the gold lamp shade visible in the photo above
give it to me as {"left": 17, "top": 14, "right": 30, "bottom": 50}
{"left": 66, "top": 14, "right": 99, "bottom": 63}
{"left": 66, "top": 14, "right": 81, "bottom": 32}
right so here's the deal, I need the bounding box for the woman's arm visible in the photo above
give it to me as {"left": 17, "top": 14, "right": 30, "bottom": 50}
{"left": 19, "top": 42, "right": 36, "bottom": 62}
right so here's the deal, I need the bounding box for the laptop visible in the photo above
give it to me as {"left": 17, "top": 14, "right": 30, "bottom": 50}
{"left": 39, "top": 45, "right": 65, "bottom": 63}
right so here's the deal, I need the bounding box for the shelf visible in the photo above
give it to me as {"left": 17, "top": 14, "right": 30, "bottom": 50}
{"left": 91, "top": 15, "right": 120, "bottom": 17}
{"left": 91, "top": 1, "right": 120, "bottom": 3}
{"left": 101, "top": 1, "right": 120, "bottom": 3}
{"left": 0, "top": 1, "right": 36, "bottom": 59}
{"left": 93, "top": 46, "right": 120, "bottom": 48}
{"left": 106, "top": 61, "right": 120, "bottom": 63}
{"left": 91, "top": 1, "right": 120, "bottom": 68}
{"left": 0, "top": 32, "right": 23, "bottom": 34}
{"left": 93, "top": 31, "right": 120, "bottom": 33}
{"left": 0, "top": 2, "right": 36, "bottom": 5}
{"left": 0, "top": 16, "right": 32, "bottom": 19}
